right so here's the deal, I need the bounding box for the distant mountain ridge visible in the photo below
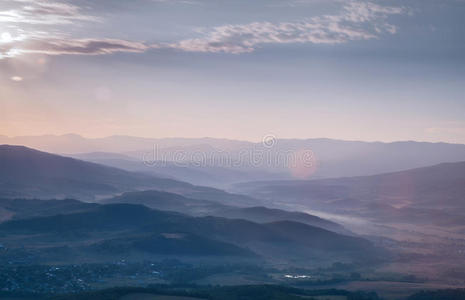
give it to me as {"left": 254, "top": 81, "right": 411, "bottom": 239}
{"left": 2, "top": 134, "right": 465, "bottom": 181}
{"left": 0, "top": 134, "right": 251, "bottom": 154}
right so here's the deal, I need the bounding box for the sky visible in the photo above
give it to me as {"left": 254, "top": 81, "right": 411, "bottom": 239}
{"left": 1, "top": 0, "right": 464, "bottom": 143}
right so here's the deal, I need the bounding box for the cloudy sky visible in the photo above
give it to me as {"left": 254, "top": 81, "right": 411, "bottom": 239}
{"left": 1, "top": 0, "right": 464, "bottom": 143}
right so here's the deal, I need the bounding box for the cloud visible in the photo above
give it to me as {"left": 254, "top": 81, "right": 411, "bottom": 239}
{"left": 1, "top": 37, "right": 150, "bottom": 59}
{"left": 0, "top": 0, "right": 407, "bottom": 58}
{"left": 169, "top": 1, "right": 407, "bottom": 53}
{"left": 20, "top": 38, "right": 149, "bottom": 55}
{"left": 0, "top": 1, "right": 145, "bottom": 59}
{"left": 1, "top": 0, "right": 97, "bottom": 24}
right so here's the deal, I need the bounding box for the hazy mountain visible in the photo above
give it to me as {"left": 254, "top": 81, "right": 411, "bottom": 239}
{"left": 77, "top": 138, "right": 465, "bottom": 182}
{"left": 233, "top": 161, "right": 465, "bottom": 228}
{"left": 103, "top": 190, "right": 348, "bottom": 234}
{"left": 3, "top": 134, "right": 465, "bottom": 181}
{"left": 69, "top": 152, "right": 289, "bottom": 188}
{"left": 0, "top": 134, "right": 250, "bottom": 154}
{"left": 0, "top": 203, "right": 377, "bottom": 264}
{"left": 213, "top": 206, "right": 349, "bottom": 235}
{"left": 268, "top": 139, "right": 465, "bottom": 178}
{"left": 0, "top": 198, "right": 97, "bottom": 223}
{"left": 103, "top": 190, "right": 228, "bottom": 215}
{"left": 0, "top": 145, "right": 190, "bottom": 200}
{"left": 235, "top": 161, "right": 465, "bottom": 209}
{"left": 71, "top": 151, "right": 135, "bottom": 161}
{"left": 0, "top": 145, "right": 261, "bottom": 206}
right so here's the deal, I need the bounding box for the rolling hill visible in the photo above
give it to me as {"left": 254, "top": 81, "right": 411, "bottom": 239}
{"left": 0, "top": 145, "right": 187, "bottom": 200}
{"left": 0, "top": 203, "right": 378, "bottom": 265}
{"left": 0, "top": 191, "right": 348, "bottom": 235}
{"left": 0, "top": 198, "right": 97, "bottom": 223}
{"left": 0, "top": 145, "right": 260, "bottom": 206}
{"left": 103, "top": 190, "right": 348, "bottom": 234}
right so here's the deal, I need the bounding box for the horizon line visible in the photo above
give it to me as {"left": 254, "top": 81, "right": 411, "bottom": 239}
{"left": 1, "top": 132, "right": 465, "bottom": 146}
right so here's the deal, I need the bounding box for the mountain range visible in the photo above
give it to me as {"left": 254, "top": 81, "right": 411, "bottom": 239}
{"left": 0, "top": 144, "right": 349, "bottom": 234}
{"left": 3, "top": 134, "right": 465, "bottom": 184}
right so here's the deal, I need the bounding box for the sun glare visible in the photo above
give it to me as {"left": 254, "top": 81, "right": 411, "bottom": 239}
{"left": 11, "top": 76, "right": 23, "bottom": 82}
